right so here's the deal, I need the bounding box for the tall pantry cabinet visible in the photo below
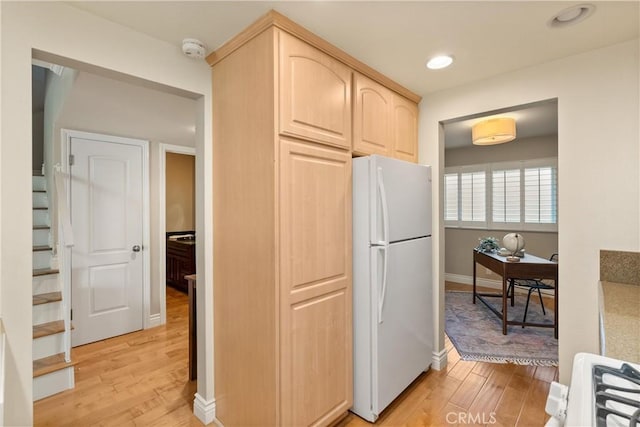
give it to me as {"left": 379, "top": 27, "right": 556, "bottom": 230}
{"left": 209, "top": 15, "right": 352, "bottom": 427}
{"left": 207, "top": 10, "right": 421, "bottom": 426}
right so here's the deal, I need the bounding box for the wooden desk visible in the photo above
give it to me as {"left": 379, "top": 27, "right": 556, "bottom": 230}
{"left": 473, "top": 250, "right": 558, "bottom": 338}
{"left": 185, "top": 274, "right": 197, "bottom": 381}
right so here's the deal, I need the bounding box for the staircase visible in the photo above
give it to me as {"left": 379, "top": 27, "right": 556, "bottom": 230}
{"left": 32, "top": 174, "right": 75, "bottom": 401}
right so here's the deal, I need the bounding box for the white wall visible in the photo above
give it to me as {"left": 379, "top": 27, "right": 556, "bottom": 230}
{"left": 0, "top": 3, "right": 214, "bottom": 425}
{"left": 420, "top": 39, "right": 640, "bottom": 383}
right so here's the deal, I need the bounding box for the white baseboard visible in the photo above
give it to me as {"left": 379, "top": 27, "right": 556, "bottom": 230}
{"left": 147, "top": 313, "right": 162, "bottom": 329}
{"left": 194, "top": 393, "right": 219, "bottom": 426}
{"left": 445, "top": 273, "right": 554, "bottom": 297}
{"left": 432, "top": 348, "right": 448, "bottom": 371}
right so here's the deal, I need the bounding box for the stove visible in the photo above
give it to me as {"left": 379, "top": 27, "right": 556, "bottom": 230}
{"left": 546, "top": 353, "right": 640, "bottom": 427}
{"left": 594, "top": 363, "right": 640, "bottom": 426}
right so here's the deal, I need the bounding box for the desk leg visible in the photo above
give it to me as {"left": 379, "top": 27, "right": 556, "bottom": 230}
{"left": 472, "top": 260, "right": 477, "bottom": 304}
{"left": 502, "top": 276, "right": 508, "bottom": 335}
{"left": 554, "top": 278, "right": 558, "bottom": 339}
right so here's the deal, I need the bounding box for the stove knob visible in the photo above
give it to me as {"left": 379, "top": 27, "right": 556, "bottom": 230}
{"left": 545, "top": 381, "right": 569, "bottom": 423}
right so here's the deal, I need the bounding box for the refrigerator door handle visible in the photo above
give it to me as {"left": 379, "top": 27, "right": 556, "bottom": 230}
{"left": 378, "top": 245, "right": 388, "bottom": 324}
{"left": 376, "top": 167, "right": 390, "bottom": 246}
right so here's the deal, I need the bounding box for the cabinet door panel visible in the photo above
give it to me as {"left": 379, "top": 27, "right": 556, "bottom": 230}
{"left": 353, "top": 73, "right": 393, "bottom": 156}
{"left": 392, "top": 95, "right": 419, "bottom": 163}
{"left": 286, "top": 290, "right": 351, "bottom": 426}
{"left": 279, "top": 140, "right": 352, "bottom": 300}
{"left": 279, "top": 139, "right": 353, "bottom": 426}
{"left": 279, "top": 32, "right": 352, "bottom": 148}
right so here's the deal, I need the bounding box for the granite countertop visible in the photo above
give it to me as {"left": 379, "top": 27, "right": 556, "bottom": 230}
{"left": 599, "top": 249, "right": 640, "bottom": 363}
{"left": 168, "top": 238, "right": 196, "bottom": 246}
{"left": 600, "top": 281, "right": 640, "bottom": 363}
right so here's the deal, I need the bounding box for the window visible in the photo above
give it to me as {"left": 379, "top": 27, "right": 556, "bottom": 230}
{"left": 445, "top": 158, "right": 557, "bottom": 231}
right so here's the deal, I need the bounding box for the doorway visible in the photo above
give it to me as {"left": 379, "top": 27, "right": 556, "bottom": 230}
{"left": 441, "top": 99, "right": 559, "bottom": 364}
{"left": 158, "top": 144, "right": 196, "bottom": 324}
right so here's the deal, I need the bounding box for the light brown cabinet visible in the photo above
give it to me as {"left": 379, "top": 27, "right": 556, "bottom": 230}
{"left": 353, "top": 73, "right": 393, "bottom": 156}
{"left": 279, "top": 32, "right": 352, "bottom": 149}
{"left": 392, "top": 94, "right": 419, "bottom": 163}
{"left": 279, "top": 139, "right": 352, "bottom": 426}
{"left": 353, "top": 72, "right": 419, "bottom": 162}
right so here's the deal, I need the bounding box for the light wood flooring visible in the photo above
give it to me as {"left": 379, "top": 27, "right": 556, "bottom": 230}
{"left": 35, "top": 283, "right": 556, "bottom": 426}
{"left": 34, "top": 287, "right": 202, "bottom": 427}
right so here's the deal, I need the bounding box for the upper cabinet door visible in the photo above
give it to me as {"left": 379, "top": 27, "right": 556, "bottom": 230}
{"left": 353, "top": 73, "right": 393, "bottom": 157}
{"left": 392, "top": 94, "right": 419, "bottom": 163}
{"left": 279, "top": 31, "right": 352, "bottom": 149}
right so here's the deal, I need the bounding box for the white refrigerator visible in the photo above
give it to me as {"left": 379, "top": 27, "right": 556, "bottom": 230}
{"left": 351, "top": 155, "right": 433, "bottom": 422}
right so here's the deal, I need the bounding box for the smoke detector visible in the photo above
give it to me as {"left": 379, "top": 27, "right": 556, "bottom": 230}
{"left": 182, "top": 38, "right": 206, "bottom": 59}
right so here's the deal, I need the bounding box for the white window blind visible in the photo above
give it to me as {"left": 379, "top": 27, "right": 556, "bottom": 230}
{"left": 492, "top": 169, "right": 520, "bottom": 223}
{"left": 525, "top": 166, "right": 557, "bottom": 224}
{"left": 444, "top": 173, "right": 458, "bottom": 221}
{"left": 460, "top": 171, "right": 486, "bottom": 223}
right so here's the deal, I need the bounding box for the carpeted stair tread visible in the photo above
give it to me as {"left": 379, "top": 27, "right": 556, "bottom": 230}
{"left": 33, "top": 268, "right": 59, "bottom": 277}
{"left": 33, "top": 292, "right": 62, "bottom": 306}
{"left": 33, "top": 320, "right": 65, "bottom": 339}
{"left": 33, "top": 353, "right": 76, "bottom": 378}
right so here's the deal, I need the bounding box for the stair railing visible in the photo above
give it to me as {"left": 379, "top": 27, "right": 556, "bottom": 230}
{"left": 53, "top": 166, "right": 74, "bottom": 362}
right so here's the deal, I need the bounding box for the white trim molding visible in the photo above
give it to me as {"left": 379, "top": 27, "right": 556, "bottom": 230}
{"left": 432, "top": 348, "right": 448, "bottom": 371}
{"left": 158, "top": 143, "right": 196, "bottom": 326}
{"left": 148, "top": 313, "right": 161, "bottom": 328}
{"left": 194, "top": 393, "right": 219, "bottom": 426}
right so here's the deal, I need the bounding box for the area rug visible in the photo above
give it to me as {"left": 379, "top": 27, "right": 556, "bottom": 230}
{"left": 445, "top": 290, "right": 558, "bottom": 366}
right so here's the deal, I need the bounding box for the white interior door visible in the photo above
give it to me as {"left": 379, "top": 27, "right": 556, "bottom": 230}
{"left": 70, "top": 134, "right": 146, "bottom": 347}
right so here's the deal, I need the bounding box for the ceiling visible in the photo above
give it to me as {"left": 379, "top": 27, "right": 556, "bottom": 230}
{"left": 67, "top": 1, "right": 637, "bottom": 148}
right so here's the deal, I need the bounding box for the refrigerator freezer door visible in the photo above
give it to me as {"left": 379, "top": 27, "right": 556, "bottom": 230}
{"left": 369, "top": 156, "right": 431, "bottom": 244}
{"left": 371, "top": 237, "right": 432, "bottom": 416}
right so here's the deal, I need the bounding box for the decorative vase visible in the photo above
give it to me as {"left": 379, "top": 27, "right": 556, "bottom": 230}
{"left": 503, "top": 233, "right": 525, "bottom": 262}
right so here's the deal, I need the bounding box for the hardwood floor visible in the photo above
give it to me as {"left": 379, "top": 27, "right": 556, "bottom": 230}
{"left": 339, "top": 282, "right": 557, "bottom": 427}
{"left": 338, "top": 335, "right": 556, "bottom": 427}
{"left": 36, "top": 284, "right": 556, "bottom": 426}
{"left": 34, "top": 287, "right": 203, "bottom": 427}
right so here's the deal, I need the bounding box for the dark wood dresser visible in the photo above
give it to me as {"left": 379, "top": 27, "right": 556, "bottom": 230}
{"left": 166, "top": 232, "right": 195, "bottom": 293}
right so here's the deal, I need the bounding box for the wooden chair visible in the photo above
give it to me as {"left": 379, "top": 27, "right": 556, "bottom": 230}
{"left": 507, "top": 253, "right": 558, "bottom": 326}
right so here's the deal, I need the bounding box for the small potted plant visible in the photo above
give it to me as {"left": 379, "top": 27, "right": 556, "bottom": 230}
{"left": 475, "top": 236, "right": 500, "bottom": 253}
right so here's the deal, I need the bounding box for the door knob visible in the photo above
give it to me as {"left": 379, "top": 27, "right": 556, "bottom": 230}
{"left": 132, "top": 245, "right": 141, "bottom": 252}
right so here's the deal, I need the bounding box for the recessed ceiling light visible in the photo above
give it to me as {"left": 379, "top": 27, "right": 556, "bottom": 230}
{"left": 426, "top": 55, "right": 453, "bottom": 70}
{"left": 548, "top": 4, "right": 595, "bottom": 28}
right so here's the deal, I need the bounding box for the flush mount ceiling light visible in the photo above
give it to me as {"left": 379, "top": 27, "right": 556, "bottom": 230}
{"left": 426, "top": 55, "right": 453, "bottom": 70}
{"left": 548, "top": 4, "right": 595, "bottom": 28}
{"left": 472, "top": 118, "right": 516, "bottom": 145}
